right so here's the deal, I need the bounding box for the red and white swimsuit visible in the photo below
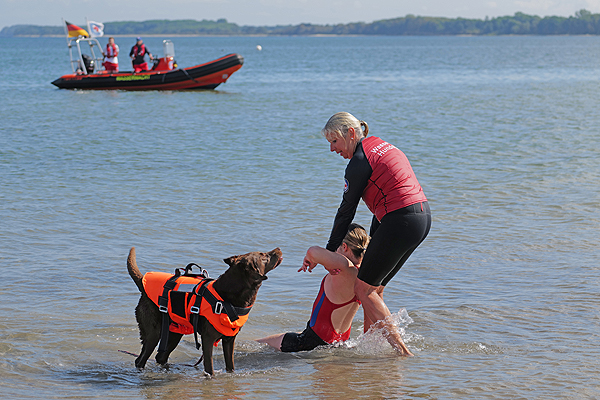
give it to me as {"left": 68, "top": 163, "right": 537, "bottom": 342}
{"left": 309, "top": 277, "right": 359, "bottom": 343}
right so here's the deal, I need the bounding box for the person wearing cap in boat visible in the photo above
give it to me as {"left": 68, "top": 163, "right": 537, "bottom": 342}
{"left": 129, "top": 37, "right": 153, "bottom": 73}
{"left": 102, "top": 37, "right": 119, "bottom": 73}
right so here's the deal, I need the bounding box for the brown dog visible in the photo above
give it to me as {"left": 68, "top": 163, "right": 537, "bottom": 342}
{"left": 127, "top": 246, "right": 282, "bottom": 375}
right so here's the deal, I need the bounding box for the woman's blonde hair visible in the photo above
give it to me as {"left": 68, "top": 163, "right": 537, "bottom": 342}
{"left": 321, "top": 112, "right": 369, "bottom": 142}
{"left": 343, "top": 223, "right": 370, "bottom": 260}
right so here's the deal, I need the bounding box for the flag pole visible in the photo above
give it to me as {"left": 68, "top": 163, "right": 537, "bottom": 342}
{"left": 62, "top": 18, "right": 69, "bottom": 45}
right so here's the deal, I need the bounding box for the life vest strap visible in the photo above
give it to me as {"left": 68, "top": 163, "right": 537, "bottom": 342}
{"left": 195, "top": 281, "right": 252, "bottom": 321}
{"left": 191, "top": 279, "right": 212, "bottom": 350}
{"left": 189, "top": 279, "right": 252, "bottom": 349}
{"left": 157, "top": 271, "right": 181, "bottom": 354}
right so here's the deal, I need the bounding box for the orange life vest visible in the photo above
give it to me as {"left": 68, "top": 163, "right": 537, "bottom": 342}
{"left": 142, "top": 271, "right": 250, "bottom": 337}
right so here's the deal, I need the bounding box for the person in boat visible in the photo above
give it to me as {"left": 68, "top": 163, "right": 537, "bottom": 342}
{"left": 102, "top": 37, "right": 119, "bottom": 73}
{"left": 129, "top": 37, "right": 153, "bottom": 73}
{"left": 322, "top": 112, "right": 431, "bottom": 357}
{"left": 256, "top": 223, "right": 370, "bottom": 352}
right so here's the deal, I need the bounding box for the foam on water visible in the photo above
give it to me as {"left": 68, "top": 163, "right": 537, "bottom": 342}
{"left": 341, "top": 308, "right": 414, "bottom": 356}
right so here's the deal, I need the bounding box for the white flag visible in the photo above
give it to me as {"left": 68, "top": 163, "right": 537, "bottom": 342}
{"left": 88, "top": 21, "right": 104, "bottom": 37}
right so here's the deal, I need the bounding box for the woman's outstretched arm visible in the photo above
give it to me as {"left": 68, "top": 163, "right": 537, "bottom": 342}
{"left": 299, "top": 246, "right": 355, "bottom": 275}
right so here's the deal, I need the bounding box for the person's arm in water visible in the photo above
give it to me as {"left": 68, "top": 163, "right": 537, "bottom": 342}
{"left": 299, "top": 246, "right": 356, "bottom": 276}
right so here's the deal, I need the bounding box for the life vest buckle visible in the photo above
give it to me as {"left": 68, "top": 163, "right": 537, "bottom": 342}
{"left": 159, "top": 305, "right": 168, "bottom": 313}
{"left": 214, "top": 301, "right": 223, "bottom": 315}
{"left": 190, "top": 306, "right": 200, "bottom": 314}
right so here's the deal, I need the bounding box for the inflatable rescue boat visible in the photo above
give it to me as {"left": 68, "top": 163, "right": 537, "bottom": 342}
{"left": 51, "top": 38, "right": 243, "bottom": 90}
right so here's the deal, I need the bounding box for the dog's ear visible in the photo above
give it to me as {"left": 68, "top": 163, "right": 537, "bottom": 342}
{"left": 223, "top": 255, "right": 240, "bottom": 267}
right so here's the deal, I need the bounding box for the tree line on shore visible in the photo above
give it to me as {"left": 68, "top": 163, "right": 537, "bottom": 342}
{"left": 2, "top": 10, "right": 600, "bottom": 37}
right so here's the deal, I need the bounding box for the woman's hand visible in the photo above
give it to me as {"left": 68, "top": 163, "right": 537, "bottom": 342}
{"left": 298, "top": 246, "right": 349, "bottom": 275}
{"left": 299, "top": 255, "right": 317, "bottom": 273}
{"left": 299, "top": 246, "right": 324, "bottom": 273}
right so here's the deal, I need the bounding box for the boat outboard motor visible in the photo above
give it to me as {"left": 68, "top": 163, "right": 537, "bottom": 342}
{"left": 81, "top": 54, "right": 95, "bottom": 74}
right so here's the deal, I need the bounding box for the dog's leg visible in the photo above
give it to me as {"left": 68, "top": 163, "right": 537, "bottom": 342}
{"left": 221, "top": 335, "right": 236, "bottom": 372}
{"left": 134, "top": 295, "right": 161, "bottom": 369}
{"left": 199, "top": 322, "right": 226, "bottom": 376}
{"left": 155, "top": 332, "right": 183, "bottom": 365}
{"left": 200, "top": 333, "right": 216, "bottom": 376}
{"left": 135, "top": 330, "right": 160, "bottom": 369}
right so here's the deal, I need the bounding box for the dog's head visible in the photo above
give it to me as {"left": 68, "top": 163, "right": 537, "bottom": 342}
{"left": 223, "top": 247, "right": 282, "bottom": 282}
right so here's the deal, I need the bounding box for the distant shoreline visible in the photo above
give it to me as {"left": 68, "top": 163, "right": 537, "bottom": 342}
{"left": 5, "top": 33, "right": 598, "bottom": 38}
{"left": 2, "top": 10, "right": 600, "bottom": 37}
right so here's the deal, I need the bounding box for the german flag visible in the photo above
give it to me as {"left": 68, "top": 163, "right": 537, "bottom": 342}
{"left": 65, "top": 21, "right": 89, "bottom": 37}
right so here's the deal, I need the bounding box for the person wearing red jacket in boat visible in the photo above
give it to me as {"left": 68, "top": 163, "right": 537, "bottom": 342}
{"left": 129, "top": 37, "right": 153, "bottom": 73}
{"left": 102, "top": 37, "right": 119, "bottom": 73}
{"left": 256, "top": 224, "right": 370, "bottom": 352}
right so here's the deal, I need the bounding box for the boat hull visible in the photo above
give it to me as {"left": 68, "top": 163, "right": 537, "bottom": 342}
{"left": 51, "top": 53, "right": 243, "bottom": 90}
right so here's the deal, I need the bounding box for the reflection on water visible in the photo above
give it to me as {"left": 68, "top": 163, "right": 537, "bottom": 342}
{"left": 308, "top": 360, "right": 407, "bottom": 399}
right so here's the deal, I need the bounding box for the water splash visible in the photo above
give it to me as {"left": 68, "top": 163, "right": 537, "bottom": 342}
{"left": 342, "top": 308, "right": 416, "bottom": 356}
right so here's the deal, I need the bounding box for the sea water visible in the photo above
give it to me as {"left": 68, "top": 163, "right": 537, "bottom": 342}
{"left": 0, "top": 35, "right": 599, "bottom": 399}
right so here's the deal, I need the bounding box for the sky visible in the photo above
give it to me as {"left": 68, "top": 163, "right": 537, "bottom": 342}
{"left": 2, "top": 0, "right": 600, "bottom": 30}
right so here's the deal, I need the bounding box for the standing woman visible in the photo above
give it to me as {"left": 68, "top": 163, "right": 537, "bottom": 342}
{"left": 322, "top": 112, "right": 431, "bottom": 356}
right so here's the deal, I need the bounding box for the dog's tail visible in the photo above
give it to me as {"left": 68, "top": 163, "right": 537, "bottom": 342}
{"left": 127, "top": 247, "right": 145, "bottom": 292}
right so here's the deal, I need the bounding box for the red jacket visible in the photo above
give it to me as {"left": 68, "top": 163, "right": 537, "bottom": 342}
{"left": 105, "top": 43, "right": 118, "bottom": 58}
{"left": 326, "top": 135, "right": 427, "bottom": 251}
{"left": 361, "top": 136, "right": 427, "bottom": 221}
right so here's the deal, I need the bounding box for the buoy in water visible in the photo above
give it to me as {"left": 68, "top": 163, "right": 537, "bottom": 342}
{"left": 256, "top": 45, "right": 262, "bottom": 51}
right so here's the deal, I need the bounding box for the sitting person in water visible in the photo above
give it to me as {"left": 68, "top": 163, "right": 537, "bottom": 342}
{"left": 257, "top": 223, "right": 370, "bottom": 352}
{"left": 102, "top": 37, "right": 119, "bottom": 73}
{"left": 129, "top": 37, "right": 153, "bottom": 73}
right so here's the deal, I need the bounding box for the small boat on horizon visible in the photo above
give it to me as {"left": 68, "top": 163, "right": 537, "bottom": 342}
{"left": 51, "top": 37, "right": 243, "bottom": 90}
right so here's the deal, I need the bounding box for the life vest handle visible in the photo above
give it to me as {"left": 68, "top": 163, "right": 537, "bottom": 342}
{"left": 180, "top": 263, "right": 210, "bottom": 279}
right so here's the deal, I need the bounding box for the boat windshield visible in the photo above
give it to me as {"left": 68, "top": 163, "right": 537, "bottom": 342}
{"left": 163, "top": 40, "right": 175, "bottom": 59}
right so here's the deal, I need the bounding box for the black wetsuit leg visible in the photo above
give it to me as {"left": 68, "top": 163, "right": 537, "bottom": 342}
{"left": 358, "top": 201, "right": 431, "bottom": 287}
{"left": 280, "top": 322, "right": 328, "bottom": 352}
